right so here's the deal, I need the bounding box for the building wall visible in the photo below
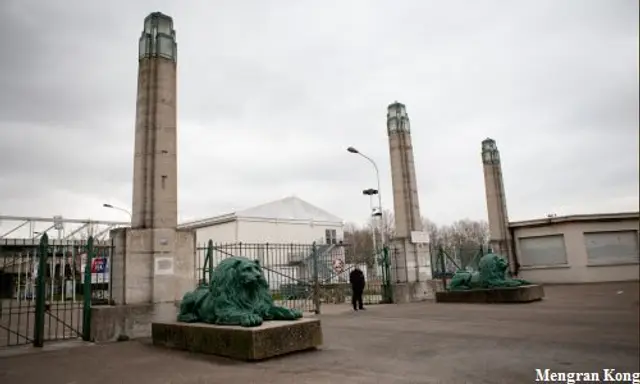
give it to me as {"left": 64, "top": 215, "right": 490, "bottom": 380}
{"left": 194, "top": 221, "right": 237, "bottom": 245}
{"left": 236, "top": 219, "right": 343, "bottom": 244}
{"left": 191, "top": 218, "right": 344, "bottom": 276}
{"left": 514, "top": 218, "right": 639, "bottom": 283}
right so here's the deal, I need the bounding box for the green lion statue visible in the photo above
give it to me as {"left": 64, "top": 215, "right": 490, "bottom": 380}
{"left": 177, "top": 256, "right": 303, "bottom": 327}
{"left": 448, "top": 253, "right": 531, "bottom": 291}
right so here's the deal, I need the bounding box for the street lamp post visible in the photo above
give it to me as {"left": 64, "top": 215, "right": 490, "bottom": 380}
{"left": 348, "top": 147, "right": 385, "bottom": 276}
{"left": 102, "top": 204, "right": 132, "bottom": 222}
{"left": 362, "top": 188, "right": 380, "bottom": 264}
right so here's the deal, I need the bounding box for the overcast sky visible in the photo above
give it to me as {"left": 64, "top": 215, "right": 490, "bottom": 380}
{"left": 0, "top": 0, "right": 638, "bottom": 230}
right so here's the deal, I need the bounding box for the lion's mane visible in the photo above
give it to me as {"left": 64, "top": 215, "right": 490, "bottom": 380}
{"left": 448, "top": 253, "right": 531, "bottom": 291}
{"left": 178, "top": 256, "right": 303, "bottom": 325}
{"left": 207, "top": 256, "right": 274, "bottom": 317}
{"left": 477, "top": 253, "right": 508, "bottom": 286}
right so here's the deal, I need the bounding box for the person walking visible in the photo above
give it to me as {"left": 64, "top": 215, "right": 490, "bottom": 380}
{"left": 349, "top": 267, "right": 366, "bottom": 311}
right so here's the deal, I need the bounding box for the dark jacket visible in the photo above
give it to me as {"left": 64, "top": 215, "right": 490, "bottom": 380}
{"left": 349, "top": 268, "right": 365, "bottom": 290}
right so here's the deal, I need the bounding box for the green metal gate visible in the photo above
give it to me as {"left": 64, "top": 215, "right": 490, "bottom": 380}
{"left": 194, "top": 240, "right": 394, "bottom": 313}
{"left": 0, "top": 234, "right": 112, "bottom": 348}
{"left": 197, "top": 241, "right": 323, "bottom": 313}
{"left": 379, "top": 246, "right": 393, "bottom": 303}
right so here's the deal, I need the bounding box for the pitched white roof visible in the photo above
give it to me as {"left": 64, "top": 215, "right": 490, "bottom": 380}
{"left": 178, "top": 196, "right": 343, "bottom": 229}
{"left": 237, "top": 196, "right": 343, "bottom": 223}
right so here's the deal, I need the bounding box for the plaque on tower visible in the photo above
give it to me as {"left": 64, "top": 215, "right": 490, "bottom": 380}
{"left": 410, "top": 231, "right": 430, "bottom": 244}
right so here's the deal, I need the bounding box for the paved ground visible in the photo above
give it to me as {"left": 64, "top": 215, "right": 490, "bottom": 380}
{"left": 0, "top": 282, "right": 638, "bottom": 384}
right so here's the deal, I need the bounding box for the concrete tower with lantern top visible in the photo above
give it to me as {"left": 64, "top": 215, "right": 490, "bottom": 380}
{"left": 387, "top": 102, "right": 432, "bottom": 303}
{"left": 96, "top": 13, "right": 195, "bottom": 342}
{"left": 481, "top": 138, "right": 516, "bottom": 275}
{"left": 132, "top": 12, "right": 178, "bottom": 229}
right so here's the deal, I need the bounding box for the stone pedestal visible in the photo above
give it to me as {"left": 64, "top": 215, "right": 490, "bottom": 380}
{"left": 90, "top": 227, "right": 195, "bottom": 342}
{"left": 435, "top": 284, "right": 545, "bottom": 303}
{"left": 152, "top": 318, "right": 323, "bottom": 361}
{"left": 392, "top": 281, "right": 434, "bottom": 303}
{"left": 109, "top": 227, "right": 195, "bottom": 306}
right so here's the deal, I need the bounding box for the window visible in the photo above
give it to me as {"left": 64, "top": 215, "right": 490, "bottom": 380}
{"left": 518, "top": 235, "right": 568, "bottom": 267}
{"left": 157, "top": 35, "right": 175, "bottom": 60}
{"left": 584, "top": 230, "right": 639, "bottom": 265}
{"left": 325, "top": 229, "right": 337, "bottom": 245}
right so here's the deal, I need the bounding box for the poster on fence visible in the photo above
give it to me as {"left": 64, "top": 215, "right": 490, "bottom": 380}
{"left": 79, "top": 253, "right": 110, "bottom": 284}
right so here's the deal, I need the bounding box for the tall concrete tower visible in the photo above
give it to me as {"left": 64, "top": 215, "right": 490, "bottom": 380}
{"left": 107, "top": 12, "right": 193, "bottom": 317}
{"left": 481, "top": 138, "right": 515, "bottom": 274}
{"left": 132, "top": 12, "right": 178, "bottom": 229}
{"left": 387, "top": 102, "right": 431, "bottom": 302}
{"left": 101, "top": 13, "right": 193, "bottom": 340}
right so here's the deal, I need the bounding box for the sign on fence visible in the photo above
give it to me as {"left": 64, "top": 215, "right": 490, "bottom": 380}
{"left": 80, "top": 253, "right": 110, "bottom": 283}
{"left": 332, "top": 259, "right": 344, "bottom": 273}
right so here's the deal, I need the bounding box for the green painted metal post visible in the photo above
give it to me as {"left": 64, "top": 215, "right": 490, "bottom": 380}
{"left": 206, "top": 240, "right": 214, "bottom": 287}
{"left": 439, "top": 246, "right": 447, "bottom": 290}
{"left": 312, "top": 242, "right": 321, "bottom": 314}
{"left": 82, "top": 236, "right": 94, "bottom": 342}
{"left": 33, "top": 233, "right": 48, "bottom": 347}
{"left": 381, "top": 246, "right": 393, "bottom": 303}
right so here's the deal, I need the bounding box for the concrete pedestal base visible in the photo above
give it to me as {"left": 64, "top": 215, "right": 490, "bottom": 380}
{"left": 435, "top": 284, "right": 545, "bottom": 303}
{"left": 151, "top": 318, "right": 323, "bottom": 361}
{"left": 91, "top": 302, "right": 179, "bottom": 342}
{"left": 392, "top": 281, "right": 435, "bottom": 303}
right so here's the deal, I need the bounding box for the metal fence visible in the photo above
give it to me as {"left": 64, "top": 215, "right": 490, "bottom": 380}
{"left": 430, "top": 245, "right": 486, "bottom": 278}
{"left": 429, "top": 245, "right": 487, "bottom": 291}
{"left": 195, "top": 241, "right": 391, "bottom": 314}
{"left": 383, "top": 244, "right": 487, "bottom": 292}
{"left": 0, "top": 234, "right": 113, "bottom": 348}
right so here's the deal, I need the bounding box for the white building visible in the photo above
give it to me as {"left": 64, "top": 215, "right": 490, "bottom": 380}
{"left": 179, "top": 196, "right": 346, "bottom": 289}
{"left": 178, "top": 196, "right": 344, "bottom": 245}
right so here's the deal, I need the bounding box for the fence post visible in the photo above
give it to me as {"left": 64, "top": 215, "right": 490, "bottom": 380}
{"left": 312, "top": 242, "right": 321, "bottom": 314}
{"left": 382, "top": 245, "right": 393, "bottom": 303}
{"left": 206, "top": 240, "right": 214, "bottom": 286}
{"left": 439, "top": 247, "right": 447, "bottom": 290}
{"left": 82, "top": 236, "right": 94, "bottom": 342}
{"left": 108, "top": 240, "right": 114, "bottom": 304}
{"left": 33, "top": 233, "right": 48, "bottom": 348}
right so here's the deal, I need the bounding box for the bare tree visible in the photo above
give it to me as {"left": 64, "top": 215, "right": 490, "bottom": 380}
{"left": 421, "top": 217, "right": 441, "bottom": 248}
{"left": 431, "top": 219, "right": 489, "bottom": 269}
{"left": 343, "top": 222, "right": 374, "bottom": 267}
{"left": 368, "top": 209, "right": 395, "bottom": 244}
{"left": 357, "top": 212, "right": 489, "bottom": 271}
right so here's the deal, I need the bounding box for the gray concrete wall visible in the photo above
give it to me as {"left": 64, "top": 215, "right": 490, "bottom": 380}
{"left": 96, "top": 227, "right": 195, "bottom": 342}
{"left": 392, "top": 281, "right": 434, "bottom": 303}
{"left": 514, "top": 218, "right": 639, "bottom": 283}
{"left": 110, "top": 227, "right": 195, "bottom": 305}
{"left": 91, "top": 302, "right": 180, "bottom": 342}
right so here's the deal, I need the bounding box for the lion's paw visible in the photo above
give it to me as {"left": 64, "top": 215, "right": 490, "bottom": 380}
{"left": 240, "top": 313, "right": 263, "bottom": 327}
{"left": 271, "top": 306, "right": 303, "bottom": 320}
{"left": 289, "top": 308, "right": 303, "bottom": 319}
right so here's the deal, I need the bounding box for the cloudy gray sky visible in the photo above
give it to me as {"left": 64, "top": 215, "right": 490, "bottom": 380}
{"left": 0, "top": 0, "right": 638, "bottom": 229}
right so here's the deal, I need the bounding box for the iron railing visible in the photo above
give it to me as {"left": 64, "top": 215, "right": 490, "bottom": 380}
{"left": 384, "top": 244, "right": 487, "bottom": 292}
{"left": 430, "top": 245, "right": 487, "bottom": 279}
{"left": 195, "top": 241, "right": 391, "bottom": 314}
{"left": 0, "top": 234, "right": 113, "bottom": 348}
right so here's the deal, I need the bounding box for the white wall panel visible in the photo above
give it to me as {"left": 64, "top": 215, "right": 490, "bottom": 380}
{"left": 584, "top": 231, "right": 639, "bottom": 265}
{"left": 518, "top": 235, "right": 568, "bottom": 267}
